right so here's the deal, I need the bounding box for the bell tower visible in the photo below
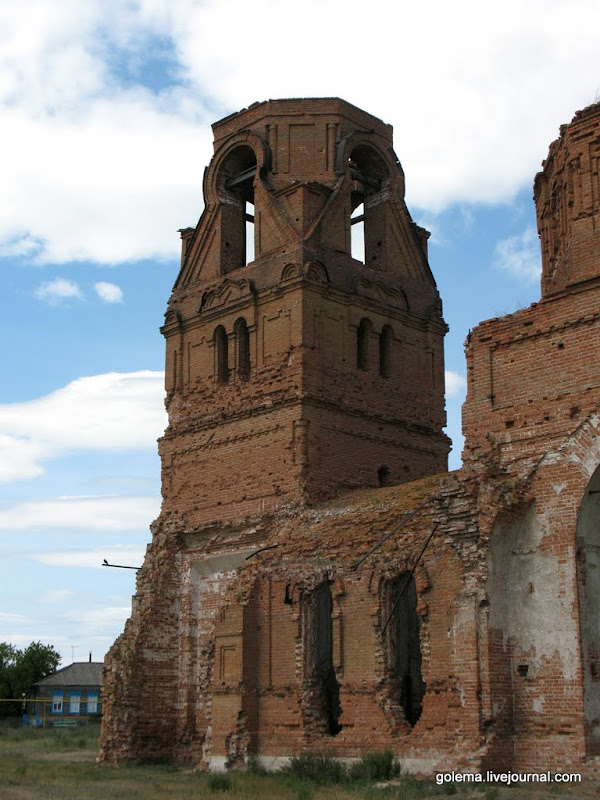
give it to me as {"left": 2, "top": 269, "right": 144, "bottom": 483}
{"left": 160, "top": 98, "right": 449, "bottom": 526}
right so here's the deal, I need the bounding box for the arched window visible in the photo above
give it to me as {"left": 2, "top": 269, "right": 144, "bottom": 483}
{"left": 384, "top": 573, "right": 425, "bottom": 727}
{"left": 214, "top": 325, "right": 229, "bottom": 384}
{"left": 310, "top": 582, "right": 341, "bottom": 736}
{"left": 234, "top": 317, "right": 250, "bottom": 381}
{"left": 379, "top": 325, "right": 393, "bottom": 378}
{"left": 357, "top": 318, "right": 372, "bottom": 371}
{"left": 219, "top": 146, "right": 257, "bottom": 272}
{"left": 348, "top": 145, "right": 388, "bottom": 268}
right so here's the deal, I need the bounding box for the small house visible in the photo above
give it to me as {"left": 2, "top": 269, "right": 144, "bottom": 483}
{"left": 31, "top": 661, "right": 102, "bottom": 726}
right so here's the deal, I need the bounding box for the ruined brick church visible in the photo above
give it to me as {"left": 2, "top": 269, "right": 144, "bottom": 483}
{"left": 100, "top": 98, "right": 600, "bottom": 774}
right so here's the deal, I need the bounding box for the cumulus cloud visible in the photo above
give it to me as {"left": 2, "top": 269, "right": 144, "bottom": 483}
{"left": 493, "top": 228, "right": 542, "bottom": 283}
{"left": 0, "top": 495, "right": 159, "bottom": 531}
{"left": 35, "top": 277, "right": 82, "bottom": 303}
{"left": 0, "top": 371, "right": 166, "bottom": 484}
{"left": 0, "top": 0, "right": 599, "bottom": 263}
{"left": 94, "top": 281, "right": 123, "bottom": 303}
{"left": 445, "top": 370, "right": 467, "bottom": 398}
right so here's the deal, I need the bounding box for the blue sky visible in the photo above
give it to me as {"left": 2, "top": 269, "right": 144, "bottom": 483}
{"left": 1, "top": 0, "right": 599, "bottom": 667}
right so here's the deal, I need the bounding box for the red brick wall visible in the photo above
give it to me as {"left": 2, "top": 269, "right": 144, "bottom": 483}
{"left": 101, "top": 99, "right": 600, "bottom": 778}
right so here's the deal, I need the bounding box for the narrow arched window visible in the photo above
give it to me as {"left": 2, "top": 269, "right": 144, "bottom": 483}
{"left": 311, "top": 582, "right": 341, "bottom": 736}
{"left": 234, "top": 317, "right": 250, "bottom": 381}
{"left": 348, "top": 146, "right": 388, "bottom": 268}
{"left": 219, "top": 146, "right": 257, "bottom": 272}
{"left": 379, "top": 325, "right": 393, "bottom": 378}
{"left": 214, "top": 325, "right": 229, "bottom": 384}
{"left": 385, "top": 574, "right": 425, "bottom": 727}
{"left": 357, "top": 318, "right": 372, "bottom": 371}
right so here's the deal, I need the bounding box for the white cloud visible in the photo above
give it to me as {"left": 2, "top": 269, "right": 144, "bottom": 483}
{"left": 0, "top": 371, "right": 167, "bottom": 484}
{"left": 34, "top": 277, "right": 82, "bottom": 303}
{"left": 31, "top": 546, "right": 145, "bottom": 569}
{"left": 493, "top": 228, "right": 542, "bottom": 283}
{"left": 0, "top": 0, "right": 599, "bottom": 264}
{"left": 40, "top": 589, "right": 74, "bottom": 604}
{"left": 445, "top": 370, "right": 467, "bottom": 398}
{"left": 0, "top": 495, "right": 159, "bottom": 531}
{"left": 94, "top": 281, "right": 123, "bottom": 303}
{"left": 0, "top": 611, "right": 34, "bottom": 625}
{"left": 64, "top": 606, "right": 132, "bottom": 631}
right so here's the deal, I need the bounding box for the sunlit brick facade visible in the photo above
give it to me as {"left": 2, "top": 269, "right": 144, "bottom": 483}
{"left": 101, "top": 99, "right": 600, "bottom": 776}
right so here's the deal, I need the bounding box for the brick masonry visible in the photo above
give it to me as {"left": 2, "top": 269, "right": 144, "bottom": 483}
{"left": 100, "top": 99, "right": 600, "bottom": 775}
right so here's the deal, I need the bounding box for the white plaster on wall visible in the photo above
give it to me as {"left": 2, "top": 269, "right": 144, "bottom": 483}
{"left": 487, "top": 506, "right": 578, "bottom": 681}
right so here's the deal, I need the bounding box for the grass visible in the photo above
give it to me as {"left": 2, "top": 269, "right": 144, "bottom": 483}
{"left": 0, "top": 726, "right": 598, "bottom": 800}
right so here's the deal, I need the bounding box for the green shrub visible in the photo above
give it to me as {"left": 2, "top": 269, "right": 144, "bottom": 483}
{"left": 283, "top": 752, "right": 347, "bottom": 784}
{"left": 247, "top": 755, "right": 268, "bottom": 775}
{"left": 207, "top": 772, "right": 233, "bottom": 792}
{"left": 348, "top": 750, "right": 400, "bottom": 782}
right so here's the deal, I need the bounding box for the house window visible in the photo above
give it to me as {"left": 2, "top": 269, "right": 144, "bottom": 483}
{"left": 69, "top": 692, "right": 81, "bottom": 714}
{"left": 87, "top": 692, "right": 98, "bottom": 714}
{"left": 214, "top": 325, "right": 229, "bottom": 384}
{"left": 52, "top": 692, "right": 63, "bottom": 713}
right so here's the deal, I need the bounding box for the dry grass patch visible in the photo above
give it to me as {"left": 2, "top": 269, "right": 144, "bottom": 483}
{"left": 0, "top": 727, "right": 599, "bottom": 800}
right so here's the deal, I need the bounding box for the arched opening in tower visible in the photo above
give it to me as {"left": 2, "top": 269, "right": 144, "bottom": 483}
{"left": 220, "top": 145, "right": 257, "bottom": 270}
{"left": 348, "top": 145, "right": 388, "bottom": 268}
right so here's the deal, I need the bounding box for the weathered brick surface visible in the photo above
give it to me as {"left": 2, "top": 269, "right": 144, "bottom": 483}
{"left": 101, "top": 100, "right": 600, "bottom": 777}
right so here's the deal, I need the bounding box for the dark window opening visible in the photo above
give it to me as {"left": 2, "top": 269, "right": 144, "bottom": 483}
{"left": 379, "top": 325, "right": 393, "bottom": 378}
{"left": 357, "top": 318, "right": 372, "bottom": 371}
{"left": 378, "top": 465, "right": 391, "bottom": 487}
{"left": 220, "top": 146, "right": 257, "bottom": 271}
{"left": 386, "top": 573, "right": 425, "bottom": 727}
{"left": 214, "top": 325, "right": 229, "bottom": 384}
{"left": 312, "top": 582, "right": 341, "bottom": 736}
{"left": 234, "top": 317, "right": 250, "bottom": 380}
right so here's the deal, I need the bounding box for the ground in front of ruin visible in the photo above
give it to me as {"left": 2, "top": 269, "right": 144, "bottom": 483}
{"left": 0, "top": 724, "right": 597, "bottom": 799}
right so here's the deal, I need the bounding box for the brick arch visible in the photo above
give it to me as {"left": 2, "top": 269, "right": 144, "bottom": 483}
{"left": 203, "top": 130, "right": 271, "bottom": 207}
{"left": 303, "top": 260, "right": 330, "bottom": 286}
{"left": 280, "top": 262, "right": 301, "bottom": 282}
{"left": 335, "top": 131, "right": 402, "bottom": 194}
